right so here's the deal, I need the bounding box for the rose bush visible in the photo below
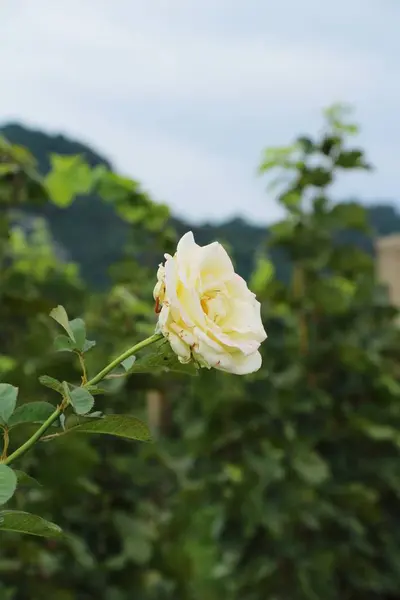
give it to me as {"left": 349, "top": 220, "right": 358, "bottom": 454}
{"left": 0, "top": 227, "right": 267, "bottom": 537}
{"left": 153, "top": 231, "right": 267, "bottom": 374}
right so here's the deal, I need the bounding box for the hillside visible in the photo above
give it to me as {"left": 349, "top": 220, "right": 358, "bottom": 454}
{"left": 2, "top": 123, "right": 400, "bottom": 288}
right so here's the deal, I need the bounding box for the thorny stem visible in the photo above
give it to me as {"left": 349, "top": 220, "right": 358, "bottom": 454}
{"left": 3, "top": 333, "right": 162, "bottom": 466}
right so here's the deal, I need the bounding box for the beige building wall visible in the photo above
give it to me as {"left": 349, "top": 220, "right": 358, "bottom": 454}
{"left": 375, "top": 234, "right": 400, "bottom": 308}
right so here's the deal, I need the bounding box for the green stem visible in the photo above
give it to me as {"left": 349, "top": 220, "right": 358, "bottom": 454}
{"left": 78, "top": 352, "right": 87, "bottom": 384}
{"left": 84, "top": 333, "right": 162, "bottom": 387}
{"left": 4, "top": 333, "right": 162, "bottom": 466}
{"left": 1, "top": 427, "right": 10, "bottom": 460}
{"left": 4, "top": 407, "right": 63, "bottom": 465}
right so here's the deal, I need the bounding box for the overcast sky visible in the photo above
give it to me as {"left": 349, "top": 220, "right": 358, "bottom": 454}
{"left": 1, "top": 0, "right": 399, "bottom": 224}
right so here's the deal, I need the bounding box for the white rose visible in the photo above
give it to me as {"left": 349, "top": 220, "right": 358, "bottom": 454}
{"left": 153, "top": 231, "right": 267, "bottom": 375}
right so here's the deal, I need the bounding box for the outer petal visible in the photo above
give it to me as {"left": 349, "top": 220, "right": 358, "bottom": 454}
{"left": 206, "top": 326, "right": 260, "bottom": 355}
{"left": 167, "top": 331, "right": 191, "bottom": 363}
{"left": 220, "top": 350, "right": 262, "bottom": 375}
{"left": 222, "top": 299, "right": 267, "bottom": 343}
{"left": 176, "top": 231, "right": 201, "bottom": 287}
{"left": 176, "top": 231, "right": 198, "bottom": 256}
{"left": 199, "top": 242, "right": 235, "bottom": 291}
{"left": 176, "top": 284, "right": 206, "bottom": 329}
{"left": 164, "top": 257, "right": 193, "bottom": 327}
{"left": 192, "top": 339, "right": 262, "bottom": 374}
{"left": 225, "top": 273, "right": 254, "bottom": 300}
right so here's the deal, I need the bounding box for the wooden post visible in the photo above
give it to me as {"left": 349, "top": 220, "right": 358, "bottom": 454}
{"left": 375, "top": 234, "right": 400, "bottom": 308}
{"left": 147, "top": 390, "right": 164, "bottom": 436}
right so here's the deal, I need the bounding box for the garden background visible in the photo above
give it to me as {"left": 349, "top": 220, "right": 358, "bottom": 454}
{"left": 1, "top": 1, "right": 400, "bottom": 597}
{"left": 0, "top": 107, "right": 400, "bottom": 600}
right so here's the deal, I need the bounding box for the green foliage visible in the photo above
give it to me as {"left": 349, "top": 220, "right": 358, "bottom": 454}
{"left": 0, "top": 384, "right": 18, "bottom": 425}
{"left": 50, "top": 306, "right": 93, "bottom": 354}
{"left": 250, "top": 254, "right": 275, "bottom": 296}
{"left": 49, "top": 305, "right": 76, "bottom": 340}
{"left": 0, "top": 301, "right": 187, "bottom": 536}
{"left": 1, "top": 107, "right": 400, "bottom": 599}
{"left": 125, "top": 338, "right": 199, "bottom": 376}
{"left": 0, "top": 465, "right": 17, "bottom": 505}
{"left": 14, "top": 470, "right": 41, "bottom": 488}
{"left": 38, "top": 375, "right": 64, "bottom": 394}
{"left": 133, "top": 108, "right": 400, "bottom": 600}
{"left": 0, "top": 510, "right": 63, "bottom": 537}
{"left": 0, "top": 133, "right": 49, "bottom": 207}
{"left": 1, "top": 123, "right": 172, "bottom": 289}
{"left": 45, "top": 154, "right": 93, "bottom": 207}
{"left": 68, "top": 387, "right": 95, "bottom": 416}
{"left": 2, "top": 123, "right": 400, "bottom": 291}
{"left": 8, "top": 402, "right": 55, "bottom": 429}
{"left": 0, "top": 133, "right": 177, "bottom": 547}
{"left": 64, "top": 414, "right": 152, "bottom": 442}
{"left": 69, "top": 319, "right": 87, "bottom": 351}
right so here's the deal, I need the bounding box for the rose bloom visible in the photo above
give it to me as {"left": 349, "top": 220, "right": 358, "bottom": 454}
{"left": 153, "top": 232, "right": 267, "bottom": 375}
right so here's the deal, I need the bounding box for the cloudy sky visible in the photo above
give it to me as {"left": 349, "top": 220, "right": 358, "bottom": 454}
{"left": 1, "top": 0, "right": 399, "bottom": 224}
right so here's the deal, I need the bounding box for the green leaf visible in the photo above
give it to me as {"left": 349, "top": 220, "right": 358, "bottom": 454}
{"left": 0, "top": 384, "right": 18, "bottom": 424}
{"left": 355, "top": 419, "right": 400, "bottom": 444}
{"left": 50, "top": 305, "right": 75, "bottom": 341}
{"left": 127, "top": 339, "right": 198, "bottom": 376}
{"left": 292, "top": 451, "right": 330, "bottom": 485}
{"left": 324, "top": 103, "right": 358, "bottom": 134}
{"left": 121, "top": 356, "right": 136, "bottom": 371}
{"left": 336, "top": 150, "right": 364, "bottom": 169}
{"left": 0, "top": 355, "right": 16, "bottom": 375}
{"left": 54, "top": 335, "right": 75, "bottom": 353}
{"left": 0, "top": 465, "right": 17, "bottom": 505}
{"left": 269, "top": 220, "right": 295, "bottom": 241}
{"left": 312, "top": 277, "right": 356, "bottom": 314}
{"left": 69, "top": 387, "right": 95, "bottom": 416}
{"left": 379, "top": 376, "right": 400, "bottom": 397}
{"left": 95, "top": 170, "right": 137, "bottom": 203}
{"left": 82, "top": 339, "right": 96, "bottom": 353}
{"left": 297, "top": 136, "right": 314, "bottom": 154}
{"left": 39, "top": 375, "right": 63, "bottom": 394}
{"left": 0, "top": 510, "right": 63, "bottom": 538}
{"left": 66, "top": 414, "right": 152, "bottom": 442}
{"left": 0, "top": 163, "right": 18, "bottom": 176}
{"left": 69, "top": 318, "right": 86, "bottom": 352}
{"left": 250, "top": 255, "right": 275, "bottom": 295}
{"left": 45, "top": 154, "right": 93, "bottom": 207}
{"left": 8, "top": 402, "right": 56, "bottom": 429}
{"left": 331, "top": 202, "right": 368, "bottom": 231}
{"left": 258, "top": 144, "right": 298, "bottom": 173}
{"left": 320, "top": 135, "right": 341, "bottom": 156}
{"left": 14, "top": 470, "right": 41, "bottom": 489}
{"left": 280, "top": 191, "right": 301, "bottom": 209}
{"left": 87, "top": 411, "right": 103, "bottom": 418}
